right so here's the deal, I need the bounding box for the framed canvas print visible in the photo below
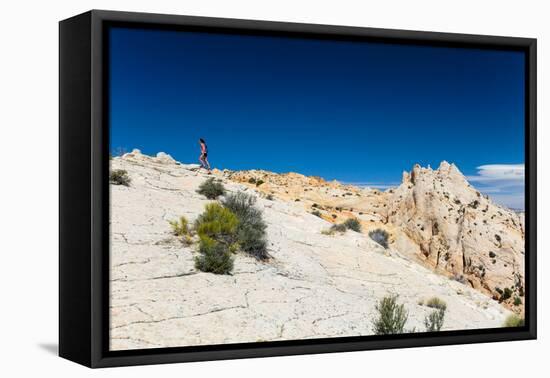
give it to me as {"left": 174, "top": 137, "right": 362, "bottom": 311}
{"left": 59, "top": 10, "right": 537, "bottom": 368}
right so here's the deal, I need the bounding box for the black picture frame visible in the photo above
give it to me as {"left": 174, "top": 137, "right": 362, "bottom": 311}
{"left": 59, "top": 9, "right": 537, "bottom": 368}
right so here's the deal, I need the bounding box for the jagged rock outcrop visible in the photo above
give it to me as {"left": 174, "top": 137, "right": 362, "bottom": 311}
{"left": 388, "top": 161, "right": 525, "bottom": 308}
{"left": 109, "top": 151, "right": 514, "bottom": 350}
{"left": 225, "top": 162, "right": 525, "bottom": 313}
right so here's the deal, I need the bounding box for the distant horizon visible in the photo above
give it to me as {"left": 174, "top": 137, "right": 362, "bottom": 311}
{"left": 114, "top": 148, "right": 524, "bottom": 210}
{"left": 109, "top": 27, "right": 525, "bottom": 210}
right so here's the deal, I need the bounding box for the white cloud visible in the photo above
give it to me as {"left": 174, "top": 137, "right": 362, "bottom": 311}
{"left": 467, "top": 164, "right": 524, "bottom": 183}
{"left": 467, "top": 164, "right": 525, "bottom": 210}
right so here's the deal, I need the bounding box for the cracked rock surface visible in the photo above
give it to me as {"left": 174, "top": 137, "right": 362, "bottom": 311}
{"left": 110, "top": 150, "right": 512, "bottom": 351}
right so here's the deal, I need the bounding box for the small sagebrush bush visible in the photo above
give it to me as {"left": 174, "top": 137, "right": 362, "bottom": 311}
{"left": 369, "top": 229, "right": 389, "bottom": 249}
{"left": 110, "top": 169, "right": 131, "bottom": 186}
{"left": 265, "top": 193, "right": 274, "bottom": 201}
{"left": 513, "top": 296, "right": 522, "bottom": 306}
{"left": 323, "top": 219, "right": 360, "bottom": 235}
{"left": 222, "top": 192, "right": 268, "bottom": 260}
{"left": 196, "top": 177, "right": 225, "bottom": 199}
{"left": 330, "top": 223, "right": 348, "bottom": 233}
{"left": 504, "top": 314, "right": 524, "bottom": 327}
{"left": 237, "top": 223, "right": 268, "bottom": 259}
{"left": 503, "top": 314, "right": 524, "bottom": 328}
{"left": 311, "top": 210, "right": 322, "bottom": 218}
{"left": 222, "top": 192, "right": 263, "bottom": 228}
{"left": 500, "top": 287, "right": 513, "bottom": 302}
{"left": 256, "top": 179, "right": 265, "bottom": 187}
{"left": 194, "top": 236, "right": 234, "bottom": 274}
{"left": 195, "top": 203, "right": 238, "bottom": 244}
{"left": 424, "top": 308, "right": 446, "bottom": 332}
{"left": 169, "top": 216, "right": 189, "bottom": 237}
{"left": 426, "top": 297, "right": 447, "bottom": 311}
{"left": 343, "top": 218, "right": 362, "bottom": 233}
{"left": 373, "top": 295, "right": 409, "bottom": 335}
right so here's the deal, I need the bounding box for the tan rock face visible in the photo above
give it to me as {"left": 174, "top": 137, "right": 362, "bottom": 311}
{"left": 227, "top": 169, "right": 390, "bottom": 226}
{"left": 227, "top": 161, "right": 525, "bottom": 313}
{"left": 387, "top": 162, "right": 525, "bottom": 310}
{"left": 109, "top": 151, "right": 516, "bottom": 351}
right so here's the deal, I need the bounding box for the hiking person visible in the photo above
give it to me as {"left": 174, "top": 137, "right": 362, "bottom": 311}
{"left": 199, "top": 138, "right": 211, "bottom": 172}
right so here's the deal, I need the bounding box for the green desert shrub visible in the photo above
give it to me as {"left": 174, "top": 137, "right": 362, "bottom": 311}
{"left": 373, "top": 295, "right": 409, "bottom": 335}
{"left": 222, "top": 192, "right": 263, "bottom": 229}
{"left": 323, "top": 219, "right": 361, "bottom": 235}
{"left": 503, "top": 314, "right": 525, "bottom": 328}
{"left": 369, "top": 229, "right": 389, "bottom": 249}
{"left": 500, "top": 287, "right": 513, "bottom": 302}
{"left": 424, "top": 308, "right": 446, "bottom": 332}
{"left": 343, "top": 218, "right": 362, "bottom": 233}
{"left": 194, "top": 236, "right": 234, "bottom": 275}
{"left": 110, "top": 169, "right": 131, "bottom": 186}
{"left": 329, "top": 223, "right": 348, "bottom": 233}
{"left": 195, "top": 203, "right": 238, "bottom": 244}
{"left": 196, "top": 177, "right": 225, "bottom": 199}
{"left": 426, "top": 297, "right": 447, "bottom": 311}
{"left": 237, "top": 223, "right": 268, "bottom": 259}
{"left": 222, "top": 192, "right": 268, "bottom": 260}
{"left": 169, "top": 216, "right": 189, "bottom": 237}
{"left": 256, "top": 179, "right": 265, "bottom": 187}
{"left": 513, "top": 296, "right": 522, "bottom": 306}
{"left": 311, "top": 210, "right": 322, "bottom": 218}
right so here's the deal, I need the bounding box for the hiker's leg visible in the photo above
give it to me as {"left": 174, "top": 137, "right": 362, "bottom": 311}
{"left": 199, "top": 155, "right": 206, "bottom": 168}
{"left": 204, "top": 157, "right": 211, "bottom": 170}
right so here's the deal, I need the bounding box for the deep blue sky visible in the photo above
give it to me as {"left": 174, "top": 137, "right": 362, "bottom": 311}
{"left": 109, "top": 27, "right": 525, "bottom": 208}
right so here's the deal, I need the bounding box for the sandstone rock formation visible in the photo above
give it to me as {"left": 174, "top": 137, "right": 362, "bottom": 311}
{"left": 228, "top": 162, "right": 525, "bottom": 313}
{"left": 109, "top": 151, "right": 515, "bottom": 351}
{"left": 388, "top": 162, "right": 525, "bottom": 308}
